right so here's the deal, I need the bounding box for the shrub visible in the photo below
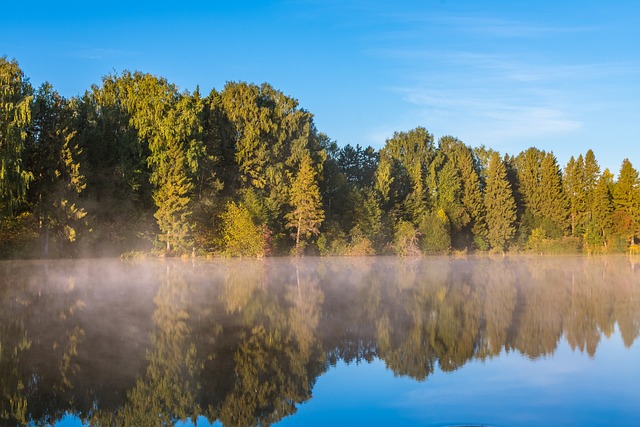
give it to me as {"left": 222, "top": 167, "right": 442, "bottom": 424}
{"left": 220, "top": 202, "right": 269, "bottom": 257}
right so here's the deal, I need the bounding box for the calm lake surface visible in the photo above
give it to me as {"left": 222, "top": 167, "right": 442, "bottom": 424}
{"left": 1, "top": 256, "right": 639, "bottom": 426}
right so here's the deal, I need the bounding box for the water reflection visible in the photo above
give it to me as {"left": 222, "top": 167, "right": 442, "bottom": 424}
{"left": 0, "top": 256, "right": 638, "bottom": 426}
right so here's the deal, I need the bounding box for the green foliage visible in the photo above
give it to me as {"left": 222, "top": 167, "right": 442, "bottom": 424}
{"left": 27, "top": 83, "right": 87, "bottom": 257}
{"left": 485, "top": 153, "right": 517, "bottom": 252}
{"left": 221, "top": 201, "right": 269, "bottom": 257}
{"left": 393, "top": 220, "right": 421, "bottom": 256}
{"left": 0, "top": 212, "right": 37, "bottom": 258}
{"left": 375, "top": 127, "right": 434, "bottom": 221}
{"left": 0, "top": 56, "right": 33, "bottom": 214}
{"left": 317, "top": 222, "right": 348, "bottom": 256}
{"left": 419, "top": 209, "right": 451, "bottom": 254}
{"left": 613, "top": 159, "right": 640, "bottom": 245}
{"left": 0, "top": 57, "right": 639, "bottom": 257}
{"left": 286, "top": 155, "right": 325, "bottom": 255}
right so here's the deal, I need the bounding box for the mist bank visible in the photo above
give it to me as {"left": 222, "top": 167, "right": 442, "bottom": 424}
{"left": 1, "top": 56, "right": 639, "bottom": 259}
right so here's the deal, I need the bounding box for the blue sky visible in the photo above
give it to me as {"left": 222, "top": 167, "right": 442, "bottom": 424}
{"left": 2, "top": 0, "right": 638, "bottom": 173}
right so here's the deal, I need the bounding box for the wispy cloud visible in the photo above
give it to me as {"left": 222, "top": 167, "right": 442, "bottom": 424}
{"left": 438, "top": 16, "right": 596, "bottom": 38}
{"left": 392, "top": 85, "right": 581, "bottom": 143}
{"left": 67, "top": 47, "right": 137, "bottom": 61}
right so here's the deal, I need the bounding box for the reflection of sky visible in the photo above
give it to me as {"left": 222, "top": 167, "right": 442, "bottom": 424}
{"left": 51, "top": 326, "right": 640, "bottom": 427}
{"left": 278, "top": 326, "right": 640, "bottom": 427}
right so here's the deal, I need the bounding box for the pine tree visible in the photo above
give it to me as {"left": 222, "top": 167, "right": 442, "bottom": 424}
{"left": 583, "top": 150, "right": 600, "bottom": 210}
{"left": 585, "top": 169, "right": 613, "bottom": 250}
{"left": 613, "top": 159, "right": 640, "bottom": 245}
{"left": 286, "top": 155, "right": 324, "bottom": 255}
{"left": 539, "top": 152, "right": 568, "bottom": 236}
{"left": 564, "top": 155, "right": 586, "bottom": 236}
{"left": 375, "top": 127, "right": 434, "bottom": 221}
{"left": 484, "top": 153, "right": 517, "bottom": 252}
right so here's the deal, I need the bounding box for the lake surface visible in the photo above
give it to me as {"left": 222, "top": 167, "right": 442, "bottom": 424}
{"left": 0, "top": 256, "right": 639, "bottom": 426}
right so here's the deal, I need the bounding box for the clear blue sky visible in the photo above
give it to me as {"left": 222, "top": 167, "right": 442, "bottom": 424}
{"left": 2, "top": 0, "right": 638, "bottom": 173}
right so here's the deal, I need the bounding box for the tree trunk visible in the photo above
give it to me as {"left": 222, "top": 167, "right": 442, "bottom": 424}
{"left": 296, "top": 215, "right": 301, "bottom": 256}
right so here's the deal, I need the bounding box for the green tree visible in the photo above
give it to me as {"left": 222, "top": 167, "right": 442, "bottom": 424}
{"left": 564, "top": 155, "right": 586, "bottom": 236}
{"left": 219, "top": 82, "right": 325, "bottom": 250}
{"left": 221, "top": 201, "right": 269, "bottom": 257}
{"left": 375, "top": 127, "right": 435, "bottom": 221}
{"left": 74, "top": 75, "right": 155, "bottom": 255}
{"left": 613, "top": 159, "right": 640, "bottom": 245}
{"left": 514, "top": 148, "right": 567, "bottom": 240}
{"left": 26, "top": 83, "right": 87, "bottom": 256}
{"left": 103, "top": 72, "right": 202, "bottom": 254}
{"left": 337, "top": 143, "right": 378, "bottom": 188}
{"left": 0, "top": 56, "right": 33, "bottom": 214}
{"left": 435, "top": 136, "right": 485, "bottom": 249}
{"left": 585, "top": 169, "right": 614, "bottom": 250}
{"left": 286, "top": 156, "right": 324, "bottom": 255}
{"left": 538, "top": 152, "right": 568, "bottom": 236}
{"left": 484, "top": 153, "right": 517, "bottom": 252}
{"left": 419, "top": 208, "right": 451, "bottom": 254}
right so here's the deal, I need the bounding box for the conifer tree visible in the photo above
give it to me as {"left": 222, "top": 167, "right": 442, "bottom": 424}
{"left": 484, "top": 152, "right": 517, "bottom": 252}
{"left": 375, "top": 127, "right": 434, "bottom": 221}
{"left": 539, "top": 152, "right": 568, "bottom": 235}
{"left": 564, "top": 155, "right": 586, "bottom": 236}
{"left": 613, "top": 159, "right": 640, "bottom": 245}
{"left": 286, "top": 155, "right": 324, "bottom": 255}
{"left": 586, "top": 169, "right": 613, "bottom": 250}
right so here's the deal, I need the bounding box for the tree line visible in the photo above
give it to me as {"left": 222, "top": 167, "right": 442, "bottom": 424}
{"left": 1, "top": 56, "right": 639, "bottom": 257}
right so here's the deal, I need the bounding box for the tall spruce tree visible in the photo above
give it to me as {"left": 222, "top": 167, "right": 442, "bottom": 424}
{"left": 375, "top": 127, "right": 435, "bottom": 222}
{"left": 484, "top": 152, "right": 517, "bottom": 252}
{"left": 585, "top": 169, "right": 613, "bottom": 250}
{"left": 613, "top": 159, "right": 640, "bottom": 245}
{"left": 539, "top": 152, "right": 568, "bottom": 236}
{"left": 564, "top": 155, "right": 586, "bottom": 236}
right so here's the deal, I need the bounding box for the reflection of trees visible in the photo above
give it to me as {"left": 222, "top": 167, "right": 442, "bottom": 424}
{"left": 212, "top": 259, "right": 326, "bottom": 427}
{"left": 1, "top": 256, "right": 639, "bottom": 425}
{"left": 0, "top": 261, "right": 86, "bottom": 426}
{"left": 92, "top": 264, "right": 202, "bottom": 426}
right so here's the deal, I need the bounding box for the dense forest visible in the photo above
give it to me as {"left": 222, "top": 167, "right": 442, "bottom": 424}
{"left": 1, "top": 56, "right": 639, "bottom": 258}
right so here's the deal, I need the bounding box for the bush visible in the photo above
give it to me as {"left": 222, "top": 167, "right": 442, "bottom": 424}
{"left": 345, "top": 225, "right": 376, "bottom": 256}
{"left": 419, "top": 210, "right": 451, "bottom": 254}
{"left": 393, "top": 220, "right": 421, "bottom": 256}
{"left": 220, "top": 202, "right": 269, "bottom": 257}
{"left": 317, "top": 222, "right": 348, "bottom": 255}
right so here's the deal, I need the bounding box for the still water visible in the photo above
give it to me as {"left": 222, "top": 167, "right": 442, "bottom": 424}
{"left": 0, "top": 256, "right": 639, "bottom": 426}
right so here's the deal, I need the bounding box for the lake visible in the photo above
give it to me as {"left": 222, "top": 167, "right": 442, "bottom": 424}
{"left": 0, "top": 256, "right": 639, "bottom": 426}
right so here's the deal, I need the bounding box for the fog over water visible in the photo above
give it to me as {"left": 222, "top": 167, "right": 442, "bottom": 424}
{"left": 1, "top": 256, "right": 639, "bottom": 426}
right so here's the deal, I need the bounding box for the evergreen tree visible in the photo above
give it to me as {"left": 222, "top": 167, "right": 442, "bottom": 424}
{"left": 375, "top": 127, "right": 434, "bottom": 222}
{"left": 286, "top": 156, "right": 324, "bottom": 255}
{"left": 564, "top": 155, "right": 586, "bottom": 236}
{"left": 484, "top": 153, "right": 517, "bottom": 252}
{"left": 538, "top": 152, "right": 568, "bottom": 236}
{"left": 0, "top": 56, "right": 33, "bottom": 214}
{"left": 585, "top": 169, "right": 613, "bottom": 250}
{"left": 437, "top": 136, "right": 485, "bottom": 249}
{"left": 613, "top": 159, "right": 640, "bottom": 245}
